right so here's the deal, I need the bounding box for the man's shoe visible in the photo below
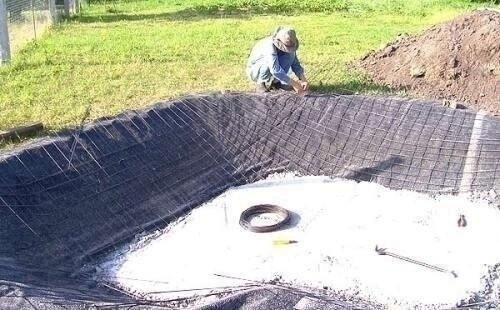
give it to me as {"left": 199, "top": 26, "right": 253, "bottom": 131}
{"left": 270, "top": 80, "right": 293, "bottom": 91}
{"left": 256, "top": 83, "right": 269, "bottom": 93}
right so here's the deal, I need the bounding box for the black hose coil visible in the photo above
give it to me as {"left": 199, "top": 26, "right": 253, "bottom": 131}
{"left": 239, "top": 204, "right": 291, "bottom": 233}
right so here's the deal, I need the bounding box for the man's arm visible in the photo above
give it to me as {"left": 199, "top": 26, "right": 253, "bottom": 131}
{"left": 292, "top": 57, "right": 309, "bottom": 91}
{"left": 267, "top": 51, "right": 291, "bottom": 85}
{"left": 265, "top": 41, "right": 307, "bottom": 94}
{"left": 269, "top": 53, "right": 306, "bottom": 94}
{"left": 297, "top": 73, "right": 309, "bottom": 91}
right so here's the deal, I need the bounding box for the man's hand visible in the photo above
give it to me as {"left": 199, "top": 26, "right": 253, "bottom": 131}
{"left": 291, "top": 80, "right": 305, "bottom": 94}
{"left": 291, "top": 79, "right": 306, "bottom": 95}
{"left": 298, "top": 74, "right": 310, "bottom": 92}
{"left": 300, "top": 81, "right": 310, "bottom": 92}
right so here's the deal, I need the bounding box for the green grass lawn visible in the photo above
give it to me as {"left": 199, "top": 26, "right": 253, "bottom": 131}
{"left": 0, "top": 0, "right": 497, "bottom": 145}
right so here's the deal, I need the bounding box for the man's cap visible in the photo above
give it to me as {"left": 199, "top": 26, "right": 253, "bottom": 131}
{"left": 272, "top": 26, "right": 299, "bottom": 53}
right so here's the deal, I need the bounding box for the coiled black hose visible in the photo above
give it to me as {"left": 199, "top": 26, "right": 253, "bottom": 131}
{"left": 239, "top": 204, "right": 291, "bottom": 233}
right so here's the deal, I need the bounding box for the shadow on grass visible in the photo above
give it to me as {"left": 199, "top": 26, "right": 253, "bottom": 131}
{"left": 73, "top": 6, "right": 273, "bottom": 23}
{"left": 72, "top": 0, "right": 358, "bottom": 24}
{"left": 0, "top": 129, "right": 52, "bottom": 152}
{"left": 310, "top": 80, "right": 402, "bottom": 96}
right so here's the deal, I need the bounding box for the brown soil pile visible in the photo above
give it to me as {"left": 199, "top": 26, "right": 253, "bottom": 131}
{"left": 361, "top": 9, "right": 500, "bottom": 114}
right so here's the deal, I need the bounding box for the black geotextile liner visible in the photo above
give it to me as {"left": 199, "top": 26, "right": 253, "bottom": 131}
{"left": 0, "top": 92, "right": 499, "bottom": 308}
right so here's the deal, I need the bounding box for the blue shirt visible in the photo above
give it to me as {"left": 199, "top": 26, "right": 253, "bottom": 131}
{"left": 247, "top": 37, "right": 304, "bottom": 85}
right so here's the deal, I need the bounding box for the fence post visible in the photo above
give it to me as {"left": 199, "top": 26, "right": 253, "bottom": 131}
{"left": 0, "top": 0, "right": 10, "bottom": 64}
{"left": 64, "top": 0, "right": 71, "bottom": 16}
{"left": 49, "top": 0, "right": 57, "bottom": 23}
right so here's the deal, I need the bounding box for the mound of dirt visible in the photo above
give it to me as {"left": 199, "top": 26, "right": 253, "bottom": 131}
{"left": 361, "top": 9, "right": 500, "bottom": 115}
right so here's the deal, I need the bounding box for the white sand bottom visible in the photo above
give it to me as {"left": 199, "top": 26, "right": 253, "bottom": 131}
{"left": 95, "top": 173, "right": 500, "bottom": 308}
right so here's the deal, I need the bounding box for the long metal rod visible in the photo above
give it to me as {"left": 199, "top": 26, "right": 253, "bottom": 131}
{"left": 375, "top": 245, "right": 458, "bottom": 277}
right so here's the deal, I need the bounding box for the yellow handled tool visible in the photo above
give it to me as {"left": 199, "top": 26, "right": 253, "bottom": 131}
{"left": 273, "top": 239, "right": 298, "bottom": 245}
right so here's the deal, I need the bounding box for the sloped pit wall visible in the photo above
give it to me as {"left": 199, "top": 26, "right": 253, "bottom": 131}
{"left": 0, "top": 92, "right": 498, "bottom": 305}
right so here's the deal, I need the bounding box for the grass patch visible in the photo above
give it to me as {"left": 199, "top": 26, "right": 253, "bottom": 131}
{"left": 1, "top": 0, "right": 498, "bottom": 141}
{"left": 84, "top": 0, "right": 496, "bottom": 16}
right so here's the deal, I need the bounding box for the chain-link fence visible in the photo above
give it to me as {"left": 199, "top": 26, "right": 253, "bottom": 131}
{"left": 0, "top": 0, "right": 80, "bottom": 63}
